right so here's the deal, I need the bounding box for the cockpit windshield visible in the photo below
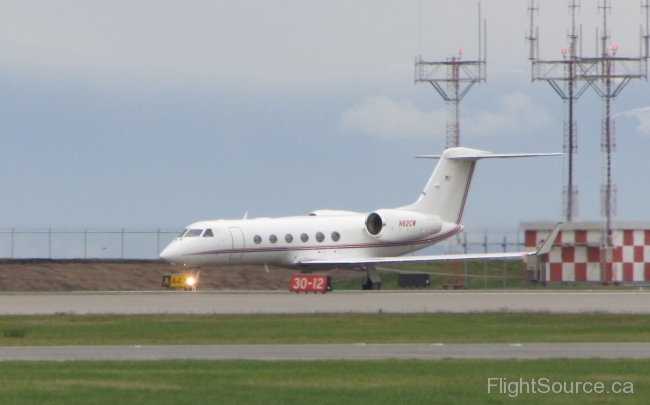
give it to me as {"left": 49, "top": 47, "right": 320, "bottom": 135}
{"left": 185, "top": 229, "right": 203, "bottom": 237}
{"left": 179, "top": 228, "right": 214, "bottom": 238}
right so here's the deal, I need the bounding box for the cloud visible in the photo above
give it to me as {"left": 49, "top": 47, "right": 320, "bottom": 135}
{"left": 618, "top": 106, "right": 650, "bottom": 136}
{"left": 341, "top": 92, "right": 551, "bottom": 140}
{"left": 341, "top": 96, "right": 445, "bottom": 140}
{"left": 463, "top": 92, "right": 552, "bottom": 135}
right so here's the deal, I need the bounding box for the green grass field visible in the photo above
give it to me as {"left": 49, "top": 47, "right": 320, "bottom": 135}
{"left": 3, "top": 313, "right": 649, "bottom": 404}
{"left": 333, "top": 260, "right": 648, "bottom": 290}
{"left": 1, "top": 359, "right": 648, "bottom": 404}
{"left": 2, "top": 313, "right": 650, "bottom": 346}
{"left": 333, "top": 261, "right": 527, "bottom": 290}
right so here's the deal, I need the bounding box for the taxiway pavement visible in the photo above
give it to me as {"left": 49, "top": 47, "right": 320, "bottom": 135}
{"left": 2, "top": 343, "right": 650, "bottom": 361}
{"left": 1, "top": 290, "right": 649, "bottom": 315}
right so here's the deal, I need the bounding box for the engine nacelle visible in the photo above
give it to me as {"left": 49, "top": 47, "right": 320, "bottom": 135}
{"left": 365, "top": 209, "right": 443, "bottom": 242}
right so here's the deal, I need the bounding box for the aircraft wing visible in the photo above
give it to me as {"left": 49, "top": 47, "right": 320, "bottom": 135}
{"left": 299, "top": 223, "right": 561, "bottom": 267}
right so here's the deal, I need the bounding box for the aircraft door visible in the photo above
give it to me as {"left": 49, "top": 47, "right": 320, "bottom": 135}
{"left": 229, "top": 227, "right": 245, "bottom": 260}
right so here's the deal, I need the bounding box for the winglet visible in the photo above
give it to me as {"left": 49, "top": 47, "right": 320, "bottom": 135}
{"left": 531, "top": 222, "right": 562, "bottom": 256}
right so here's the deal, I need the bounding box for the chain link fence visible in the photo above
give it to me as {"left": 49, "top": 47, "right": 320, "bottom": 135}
{"left": 0, "top": 228, "right": 180, "bottom": 260}
{"left": 0, "top": 228, "right": 524, "bottom": 260}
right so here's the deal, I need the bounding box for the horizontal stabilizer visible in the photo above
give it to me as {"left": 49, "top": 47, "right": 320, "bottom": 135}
{"left": 416, "top": 152, "right": 563, "bottom": 160}
{"left": 415, "top": 155, "right": 443, "bottom": 159}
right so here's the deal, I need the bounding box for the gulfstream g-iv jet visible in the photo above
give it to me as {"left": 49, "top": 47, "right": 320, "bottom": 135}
{"left": 159, "top": 147, "right": 562, "bottom": 289}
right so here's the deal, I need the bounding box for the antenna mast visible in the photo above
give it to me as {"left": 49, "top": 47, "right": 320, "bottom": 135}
{"left": 526, "top": 0, "right": 648, "bottom": 282}
{"left": 527, "top": 0, "right": 587, "bottom": 222}
{"left": 415, "top": 2, "right": 486, "bottom": 149}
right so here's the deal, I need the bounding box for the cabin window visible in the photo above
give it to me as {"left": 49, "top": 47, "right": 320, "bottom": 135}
{"left": 269, "top": 234, "right": 278, "bottom": 243}
{"left": 185, "top": 229, "right": 203, "bottom": 237}
{"left": 203, "top": 229, "right": 214, "bottom": 237}
{"left": 315, "top": 232, "right": 325, "bottom": 242}
{"left": 300, "top": 233, "right": 309, "bottom": 242}
{"left": 331, "top": 231, "right": 340, "bottom": 242}
{"left": 253, "top": 235, "right": 262, "bottom": 244}
{"left": 178, "top": 229, "right": 188, "bottom": 238}
{"left": 285, "top": 234, "right": 293, "bottom": 243}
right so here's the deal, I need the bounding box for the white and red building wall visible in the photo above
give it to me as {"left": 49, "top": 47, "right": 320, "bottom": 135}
{"left": 522, "top": 222, "right": 650, "bottom": 283}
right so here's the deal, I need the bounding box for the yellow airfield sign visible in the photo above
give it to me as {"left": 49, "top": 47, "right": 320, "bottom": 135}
{"left": 162, "top": 274, "right": 195, "bottom": 288}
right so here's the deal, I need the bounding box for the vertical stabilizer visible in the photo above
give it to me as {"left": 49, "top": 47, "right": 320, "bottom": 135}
{"left": 400, "top": 147, "right": 490, "bottom": 224}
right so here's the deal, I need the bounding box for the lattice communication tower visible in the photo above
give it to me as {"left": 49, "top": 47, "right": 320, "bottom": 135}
{"left": 415, "top": 4, "right": 486, "bottom": 149}
{"left": 527, "top": 0, "right": 649, "bottom": 278}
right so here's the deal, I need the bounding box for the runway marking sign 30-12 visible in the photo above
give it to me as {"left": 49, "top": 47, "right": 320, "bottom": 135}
{"left": 289, "top": 274, "right": 332, "bottom": 293}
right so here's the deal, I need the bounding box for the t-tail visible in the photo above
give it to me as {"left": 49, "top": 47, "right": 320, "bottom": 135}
{"left": 400, "top": 147, "right": 563, "bottom": 224}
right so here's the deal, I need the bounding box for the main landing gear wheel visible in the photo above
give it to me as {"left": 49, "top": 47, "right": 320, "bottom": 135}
{"left": 361, "top": 277, "right": 381, "bottom": 290}
{"left": 362, "top": 264, "right": 381, "bottom": 290}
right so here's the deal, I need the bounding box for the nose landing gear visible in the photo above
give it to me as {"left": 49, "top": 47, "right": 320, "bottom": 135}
{"left": 186, "top": 268, "right": 201, "bottom": 291}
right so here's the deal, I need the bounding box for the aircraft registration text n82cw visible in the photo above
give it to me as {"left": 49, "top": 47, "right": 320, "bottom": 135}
{"left": 159, "top": 147, "right": 562, "bottom": 290}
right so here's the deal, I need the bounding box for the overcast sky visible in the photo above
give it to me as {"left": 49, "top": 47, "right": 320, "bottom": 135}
{"left": 1, "top": 0, "right": 648, "bottom": 240}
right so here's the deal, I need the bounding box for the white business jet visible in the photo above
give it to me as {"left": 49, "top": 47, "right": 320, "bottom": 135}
{"left": 159, "top": 147, "right": 562, "bottom": 289}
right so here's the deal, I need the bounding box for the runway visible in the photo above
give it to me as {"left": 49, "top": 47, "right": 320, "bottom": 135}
{"left": 2, "top": 343, "right": 650, "bottom": 361}
{"left": 1, "top": 290, "right": 650, "bottom": 315}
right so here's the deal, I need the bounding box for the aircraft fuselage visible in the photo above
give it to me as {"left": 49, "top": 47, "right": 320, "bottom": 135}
{"left": 159, "top": 214, "right": 461, "bottom": 268}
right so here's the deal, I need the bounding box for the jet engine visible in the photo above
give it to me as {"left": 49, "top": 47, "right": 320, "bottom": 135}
{"left": 365, "top": 209, "right": 443, "bottom": 242}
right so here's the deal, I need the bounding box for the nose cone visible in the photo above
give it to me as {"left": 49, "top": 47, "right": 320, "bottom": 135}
{"left": 159, "top": 242, "right": 182, "bottom": 263}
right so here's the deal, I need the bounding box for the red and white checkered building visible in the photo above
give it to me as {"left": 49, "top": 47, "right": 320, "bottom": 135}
{"left": 522, "top": 222, "right": 650, "bottom": 283}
